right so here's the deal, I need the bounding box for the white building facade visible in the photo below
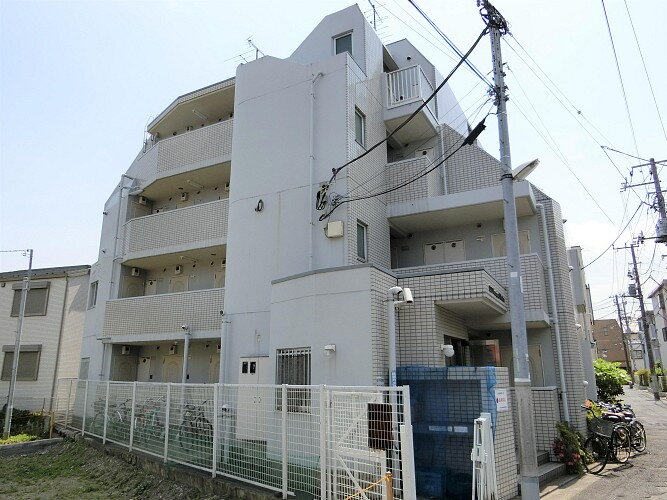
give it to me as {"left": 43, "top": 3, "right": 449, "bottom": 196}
{"left": 1, "top": 265, "right": 89, "bottom": 411}
{"left": 81, "top": 5, "right": 587, "bottom": 437}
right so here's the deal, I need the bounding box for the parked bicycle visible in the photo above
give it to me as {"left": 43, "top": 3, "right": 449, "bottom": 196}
{"left": 89, "top": 398, "right": 132, "bottom": 439}
{"left": 134, "top": 396, "right": 166, "bottom": 444}
{"left": 582, "top": 402, "right": 632, "bottom": 474}
{"left": 175, "top": 400, "right": 213, "bottom": 454}
{"left": 596, "top": 400, "right": 646, "bottom": 453}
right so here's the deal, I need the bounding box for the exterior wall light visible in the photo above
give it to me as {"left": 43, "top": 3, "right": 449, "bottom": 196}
{"left": 324, "top": 344, "right": 336, "bottom": 356}
{"left": 440, "top": 344, "right": 455, "bottom": 358}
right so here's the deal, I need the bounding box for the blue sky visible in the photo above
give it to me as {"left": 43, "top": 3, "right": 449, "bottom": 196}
{"left": 1, "top": 0, "right": 665, "bottom": 320}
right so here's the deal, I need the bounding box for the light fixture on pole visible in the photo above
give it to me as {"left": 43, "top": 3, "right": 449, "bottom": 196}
{"left": 386, "top": 286, "right": 414, "bottom": 387}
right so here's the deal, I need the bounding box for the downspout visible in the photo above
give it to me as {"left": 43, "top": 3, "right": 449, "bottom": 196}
{"left": 308, "top": 72, "right": 324, "bottom": 271}
{"left": 109, "top": 174, "right": 136, "bottom": 299}
{"left": 49, "top": 274, "right": 70, "bottom": 411}
{"left": 537, "top": 203, "right": 570, "bottom": 422}
{"left": 182, "top": 326, "right": 190, "bottom": 385}
{"left": 219, "top": 314, "right": 229, "bottom": 384}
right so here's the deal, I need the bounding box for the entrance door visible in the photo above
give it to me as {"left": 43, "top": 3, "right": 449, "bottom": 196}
{"left": 163, "top": 355, "right": 183, "bottom": 382}
{"left": 137, "top": 357, "right": 152, "bottom": 381}
{"left": 209, "top": 354, "right": 220, "bottom": 383}
{"left": 112, "top": 356, "right": 137, "bottom": 381}
{"left": 169, "top": 276, "right": 188, "bottom": 293}
{"left": 500, "top": 345, "right": 545, "bottom": 387}
{"left": 444, "top": 239, "right": 465, "bottom": 262}
{"left": 424, "top": 242, "right": 445, "bottom": 265}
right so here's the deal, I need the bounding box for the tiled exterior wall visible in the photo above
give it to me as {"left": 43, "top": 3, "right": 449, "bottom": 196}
{"left": 385, "top": 156, "right": 444, "bottom": 204}
{"left": 369, "top": 267, "right": 398, "bottom": 384}
{"left": 345, "top": 51, "right": 391, "bottom": 268}
{"left": 510, "top": 387, "right": 560, "bottom": 460}
{"left": 534, "top": 187, "right": 587, "bottom": 434}
{"left": 127, "top": 119, "right": 233, "bottom": 184}
{"left": 102, "top": 288, "right": 224, "bottom": 338}
{"left": 56, "top": 274, "right": 89, "bottom": 381}
{"left": 441, "top": 123, "right": 502, "bottom": 194}
{"left": 494, "top": 369, "right": 519, "bottom": 500}
{"left": 394, "top": 254, "right": 548, "bottom": 314}
{"left": 122, "top": 199, "right": 228, "bottom": 257}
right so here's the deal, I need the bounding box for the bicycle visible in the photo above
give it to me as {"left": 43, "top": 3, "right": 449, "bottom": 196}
{"left": 175, "top": 400, "right": 213, "bottom": 454}
{"left": 89, "top": 398, "right": 132, "bottom": 439}
{"left": 582, "top": 404, "right": 632, "bottom": 474}
{"left": 134, "top": 396, "right": 166, "bottom": 445}
{"left": 597, "top": 400, "right": 646, "bottom": 453}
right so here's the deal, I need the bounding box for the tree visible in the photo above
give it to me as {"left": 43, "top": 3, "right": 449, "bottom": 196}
{"left": 593, "top": 358, "right": 630, "bottom": 402}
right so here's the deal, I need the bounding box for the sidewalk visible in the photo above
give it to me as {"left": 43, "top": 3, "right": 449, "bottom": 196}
{"left": 545, "top": 387, "right": 667, "bottom": 498}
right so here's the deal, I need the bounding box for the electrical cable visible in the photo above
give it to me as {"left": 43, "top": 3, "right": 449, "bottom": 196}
{"left": 581, "top": 202, "right": 643, "bottom": 270}
{"left": 321, "top": 25, "right": 489, "bottom": 191}
{"left": 601, "top": 0, "right": 639, "bottom": 156}
{"left": 623, "top": 0, "right": 667, "bottom": 143}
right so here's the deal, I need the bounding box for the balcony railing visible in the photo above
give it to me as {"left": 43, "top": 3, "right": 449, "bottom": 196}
{"left": 102, "top": 288, "right": 225, "bottom": 338}
{"left": 122, "top": 199, "right": 228, "bottom": 260}
{"left": 386, "top": 65, "right": 435, "bottom": 114}
{"left": 128, "top": 119, "right": 233, "bottom": 185}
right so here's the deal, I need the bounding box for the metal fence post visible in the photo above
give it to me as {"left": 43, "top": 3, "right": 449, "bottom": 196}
{"left": 64, "top": 379, "right": 72, "bottom": 429}
{"left": 212, "top": 383, "right": 219, "bottom": 478}
{"left": 164, "top": 383, "right": 171, "bottom": 463}
{"left": 82, "top": 380, "right": 89, "bottom": 435}
{"left": 400, "top": 386, "right": 416, "bottom": 500}
{"left": 103, "top": 381, "right": 110, "bottom": 444}
{"left": 281, "top": 384, "right": 288, "bottom": 500}
{"left": 319, "top": 385, "right": 327, "bottom": 500}
{"left": 129, "top": 382, "right": 137, "bottom": 451}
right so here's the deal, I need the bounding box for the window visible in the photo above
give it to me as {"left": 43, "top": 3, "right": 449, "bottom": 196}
{"left": 354, "top": 107, "right": 365, "bottom": 147}
{"left": 663, "top": 327, "right": 667, "bottom": 342}
{"left": 1, "top": 345, "right": 41, "bottom": 381}
{"left": 632, "top": 350, "right": 644, "bottom": 359}
{"left": 276, "top": 347, "right": 311, "bottom": 412}
{"left": 87, "top": 281, "right": 98, "bottom": 309}
{"left": 334, "top": 32, "right": 352, "bottom": 56}
{"left": 491, "top": 230, "right": 531, "bottom": 257}
{"left": 10, "top": 281, "right": 49, "bottom": 317}
{"left": 357, "top": 220, "right": 368, "bottom": 261}
{"left": 603, "top": 327, "right": 608, "bottom": 336}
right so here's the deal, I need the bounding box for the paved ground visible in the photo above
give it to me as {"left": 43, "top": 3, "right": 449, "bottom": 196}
{"left": 548, "top": 387, "right": 667, "bottom": 499}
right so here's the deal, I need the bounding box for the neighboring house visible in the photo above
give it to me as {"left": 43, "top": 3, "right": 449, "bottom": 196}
{"left": 81, "top": 5, "right": 587, "bottom": 434}
{"left": 0, "top": 266, "right": 90, "bottom": 411}
{"left": 567, "top": 246, "right": 598, "bottom": 400}
{"left": 591, "top": 319, "right": 635, "bottom": 370}
{"left": 648, "top": 280, "right": 667, "bottom": 372}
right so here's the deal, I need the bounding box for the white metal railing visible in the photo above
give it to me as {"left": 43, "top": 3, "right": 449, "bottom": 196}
{"left": 55, "top": 379, "right": 415, "bottom": 500}
{"left": 386, "top": 65, "right": 435, "bottom": 110}
{"left": 122, "top": 199, "right": 229, "bottom": 257}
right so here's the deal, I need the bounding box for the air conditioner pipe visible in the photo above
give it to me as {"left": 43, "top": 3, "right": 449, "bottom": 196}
{"left": 536, "top": 203, "right": 570, "bottom": 423}
{"left": 308, "top": 72, "right": 324, "bottom": 271}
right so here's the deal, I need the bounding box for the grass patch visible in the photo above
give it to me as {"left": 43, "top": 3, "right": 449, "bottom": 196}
{"left": 0, "top": 433, "right": 39, "bottom": 445}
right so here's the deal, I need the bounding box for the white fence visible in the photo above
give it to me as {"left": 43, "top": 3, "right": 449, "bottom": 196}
{"left": 386, "top": 65, "right": 435, "bottom": 111}
{"left": 55, "top": 379, "right": 415, "bottom": 500}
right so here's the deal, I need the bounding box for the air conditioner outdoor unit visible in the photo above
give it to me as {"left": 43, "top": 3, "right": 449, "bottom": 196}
{"left": 180, "top": 192, "right": 189, "bottom": 201}
{"left": 138, "top": 196, "right": 149, "bottom": 205}
{"left": 131, "top": 267, "right": 141, "bottom": 277}
{"left": 224, "top": 182, "right": 230, "bottom": 192}
{"left": 168, "top": 345, "right": 177, "bottom": 355}
{"left": 121, "top": 345, "right": 131, "bottom": 355}
{"left": 174, "top": 265, "right": 183, "bottom": 275}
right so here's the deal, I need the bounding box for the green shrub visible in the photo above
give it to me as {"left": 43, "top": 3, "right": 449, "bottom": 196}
{"left": 593, "top": 358, "right": 630, "bottom": 402}
{"left": 0, "top": 406, "right": 48, "bottom": 437}
{"left": 635, "top": 368, "right": 650, "bottom": 386}
{"left": 552, "top": 421, "right": 585, "bottom": 475}
{"left": 0, "top": 433, "right": 39, "bottom": 445}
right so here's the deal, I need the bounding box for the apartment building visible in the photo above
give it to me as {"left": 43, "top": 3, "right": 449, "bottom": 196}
{"left": 591, "top": 318, "right": 635, "bottom": 370}
{"left": 81, "top": 5, "right": 587, "bottom": 436}
{"left": 648, "top": 280, "right": 667, "bottom": 371}
{"left": 1, "top": 265, "right": 89, "bottom": 411}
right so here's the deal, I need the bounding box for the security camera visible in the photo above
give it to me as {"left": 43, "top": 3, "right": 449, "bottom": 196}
{"left": 402, "top": 287, "right": 414, "bottom": 304}
{"left": 181, "top": 324, "right": 190, "bottom": 331}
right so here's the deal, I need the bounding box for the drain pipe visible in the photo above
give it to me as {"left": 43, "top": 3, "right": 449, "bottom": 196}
{"left": 181, "top": 325, "right": 190, "bottom": 385}
{"left": 537, "top": 203, "right": 570, "bottom": 423}
{"left": 308, "top": 72, "right": 324, "bottom": 271}
{"left": 218, "top": 314, "right": 230, "bottom": 384}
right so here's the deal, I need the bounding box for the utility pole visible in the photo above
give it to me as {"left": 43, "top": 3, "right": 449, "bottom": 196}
{"left": 3, "top": 249, "right": 34, "bottom": 439}
{"left": 649, "top": 158, "right": 667, "bottom": 243}
{"left": 481, "top": 1, "right": 539, "bottom": 497}
{"left": 620, "top": 293, "right": 649, "bottom": 370}
{"left": 614, "top": 295, "right": 634, "bottom": 386}
{"left": 628, "top": 243, "right": 660, "bottom": 400}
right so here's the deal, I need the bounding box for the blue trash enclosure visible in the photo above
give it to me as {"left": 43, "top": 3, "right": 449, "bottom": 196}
{"left": 397, "top": 366, "right": 498, "bottom": 500}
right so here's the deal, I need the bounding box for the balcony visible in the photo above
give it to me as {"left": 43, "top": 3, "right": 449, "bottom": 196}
{"left": 102, "top": 288, "right": 225, "bottom": 341}
{"left": 128, "top": 119, "right": 233, "bottom": 188}
{"left": 122, "top": 199, "right": 228, "bottom": 263}
{"left": 385, "top": 156, "right": 443, "bottom": 205}
{"left": 384, "top": 65, "right": 438, "bottom": 144}
{"left": 394, "top": 253, "right": 549, "bottom": 329}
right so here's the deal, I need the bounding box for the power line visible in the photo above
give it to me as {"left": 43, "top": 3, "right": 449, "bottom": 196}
{"left": 581, "top": 202, "right": 643, "bottom": 270}
{"left": 623, "top": 0, "right": 667, "bottom": 143}
{"left": 600, "top": 0, "right": 639, "bottom": 155}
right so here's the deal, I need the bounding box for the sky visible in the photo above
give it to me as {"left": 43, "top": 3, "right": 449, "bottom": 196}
{"left": 0, "top": 0, "right": 665, "bottom": 323}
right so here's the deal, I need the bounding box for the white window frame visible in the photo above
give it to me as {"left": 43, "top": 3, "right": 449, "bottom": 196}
{"left": 333, "top": 31, "right": 353, "bottom": 56}
{"left": 88, "top": 280, "right": 99, "bottom": 309}
{"left": 357, "top": 220, "right": 368, "bottom": 262}
{"left": 276, "top": 347, "right": 311, "bottom": 413}
{"left": 354, "top": 107, "right": 366, "bottom": 147}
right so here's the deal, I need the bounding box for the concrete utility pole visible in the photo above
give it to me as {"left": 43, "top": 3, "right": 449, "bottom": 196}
{"left": 650, "top": 158, "right": 666, "bottom": 219}
{"left": 629, "top": 243, "right": 660, "bottom": 400}
{"left": 3, "top": 249, "right": 34, "bottom": 439}
{"left": 614, "top": 294, "right": 634, "bottom": 386}
{"left": 481, "top": 1, "right": 539, "bottom": 497}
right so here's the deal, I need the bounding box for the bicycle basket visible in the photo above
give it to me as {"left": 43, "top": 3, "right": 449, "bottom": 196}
{"left": 588, "top": 417, "right": 616, "bottom": 438}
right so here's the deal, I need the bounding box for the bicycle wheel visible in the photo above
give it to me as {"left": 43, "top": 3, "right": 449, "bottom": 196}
{"left": 630, "top": 421, "right": 646, "bottom": 452}
{"left": 583, "top": 434, "right": 608, "bottom": 474}
{"left": 612, "top": 426, "right": 631, "bottom": 463}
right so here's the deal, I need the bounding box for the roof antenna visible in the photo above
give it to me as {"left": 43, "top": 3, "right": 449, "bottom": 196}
{"left": 247, "top": 37, "right": 265, "bottom": 60}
